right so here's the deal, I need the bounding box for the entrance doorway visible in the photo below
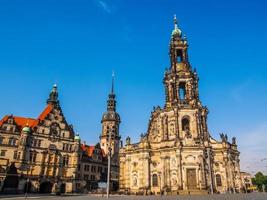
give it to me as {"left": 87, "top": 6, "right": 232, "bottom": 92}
{"left": 60, "top": 183, "right": 66, "bottom": 193}
{"left": 39, "top": 181, "right": 53, "bottom": 193}
{"left": 186, "top": 168, "right": 197, "bottom": 190}
{"left": 24, "top": 181, "right": 32, "bottom": 193}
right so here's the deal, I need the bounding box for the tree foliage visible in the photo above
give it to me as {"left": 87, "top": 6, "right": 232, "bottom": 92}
{"left": 252, "top": 172, "right": 267, "bottom": 192}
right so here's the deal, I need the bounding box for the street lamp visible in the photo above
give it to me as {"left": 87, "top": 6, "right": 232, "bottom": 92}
{"left": 207, "top": 147, "right": 214, "bottom": 194}
{"left": 158, "top": 172, "right": 162, "bottom": 196}
{"left": 24, "top": 163, "right": 30, "bottom": 200}
{"left": 106, "top": 130, "right": 112, "bottom": 198}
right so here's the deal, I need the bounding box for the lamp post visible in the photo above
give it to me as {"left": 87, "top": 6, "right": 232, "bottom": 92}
{"left": 158, "top": 172, "right": 162, "bottom": 197}
{"left": 207, "top": 147, "right": 213, "bottom": 194}
{"left": 24, "top": 163, "right": 30, "bottom": 200}
{"left": 106, "top": 130, "right": 112, "bottom": 198}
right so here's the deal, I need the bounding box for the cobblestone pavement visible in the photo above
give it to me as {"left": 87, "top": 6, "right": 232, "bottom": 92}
{"left": 1, "top": 193, "right": 267, "bottom": 200}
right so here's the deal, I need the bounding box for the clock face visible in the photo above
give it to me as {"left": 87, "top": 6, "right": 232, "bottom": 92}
{"left": 50, "top": 123, "right": 60, "bottom": 138}
{"left": 49, "top": 123, "right": 60, "bottom": 142}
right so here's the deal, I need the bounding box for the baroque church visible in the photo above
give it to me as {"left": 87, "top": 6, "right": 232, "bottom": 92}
{"left": 119, "top": 17, "right": 242, "bottom": 195}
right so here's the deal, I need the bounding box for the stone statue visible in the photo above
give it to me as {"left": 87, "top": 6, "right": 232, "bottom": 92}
{"left": 232, "top": 137, "right": 236, "bottom": 145}
{"left": 126, "top": 136, "right": 131, "bottom": 145}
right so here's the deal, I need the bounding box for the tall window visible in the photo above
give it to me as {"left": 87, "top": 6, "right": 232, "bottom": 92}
{"left": 179, "top": 82, "right": 186, "bottom": 100}
{"left": 63, "top": 156, "right": 69, "bottom": 166}
{"left": 216, "top": 174, "right": 222, "bottom": 187}
{"left": 13, "top": 151, "right": 18, "bottom": 159}
{"left": 182, "top": 117, "right": 190, "bottom": 131}
{"left": 152, "top": 174, "right": 158, "bottom": 187}
{"left": 0, "top": 136, "right": 3, "bottom": 145}
{"left": 29, "top": 151, "right": 37, "bottom": 162}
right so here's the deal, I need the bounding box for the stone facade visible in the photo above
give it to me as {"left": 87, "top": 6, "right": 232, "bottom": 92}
{"left": 119, "top": 17, "right": 243, "bottom": 195}
{"left": 0, "top": 81, "right": 121, "bottom": 194}
{"left": 0, "top": 85, "right": 79, "bottom": 193}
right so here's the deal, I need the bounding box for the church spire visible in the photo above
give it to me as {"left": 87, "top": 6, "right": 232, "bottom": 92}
{"left": 174, "top": 14, "right": 178, "bottom": 30}
{"left": 47, "top": 84, "right": 59, "bottom": 106}
{"left": 111, "top": 71, "right": 115, "bottom": 95}
{"left": 107, "top": 73, "right": 116, "bottom": 112}
{"left": 171, "top": 14, "right": 182, "bottom": 38}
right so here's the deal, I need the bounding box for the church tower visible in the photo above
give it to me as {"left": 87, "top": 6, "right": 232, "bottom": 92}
{"left": 100, "top": 74, "right": 121, "bottom": 160}
{"left": 119, "top": 16, "right": 242, "bottom": 195}
{"left": 164, "top": 15, "right": 209, "bottom": 141}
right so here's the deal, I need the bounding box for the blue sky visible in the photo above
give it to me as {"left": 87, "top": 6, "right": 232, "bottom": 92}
{"left": 0, "top": 0, "right": 267, "bottom": 174}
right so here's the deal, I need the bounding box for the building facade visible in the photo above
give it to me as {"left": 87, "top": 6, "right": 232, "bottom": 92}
{"left": 0, "top": 81, "right": 121, "bottom": 194}
{"left": 119, "top": 17, "right": 243, "bottom": 195}
{"left": 0, "top": 85, "right": 80, "bottom": 193}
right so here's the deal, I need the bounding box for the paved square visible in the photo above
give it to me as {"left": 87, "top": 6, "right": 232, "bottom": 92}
{"left": 1, "top": 193, "right": 267, "bottom": 200}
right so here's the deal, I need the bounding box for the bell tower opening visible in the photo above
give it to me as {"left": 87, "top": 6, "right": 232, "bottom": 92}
{"left": 176, "top": 49, "right": 183, "bottom": 63}
{"left": 182, "top": 117, "right": 190, "bottom": 131}
{"left": 179, "top": 82, "right": 186, "bottom": 100}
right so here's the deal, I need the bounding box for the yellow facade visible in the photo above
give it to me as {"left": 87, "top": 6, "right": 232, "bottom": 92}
{"left": 119, "top": 18, "right": 243, "bottom": 195}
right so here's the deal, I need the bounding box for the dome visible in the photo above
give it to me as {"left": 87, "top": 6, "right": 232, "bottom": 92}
{"left": 102, "top": 112, "right": 120, "bottom": 122}
{"left": 172, "top": 28, "right": 182, "bottom": 37}
{"left": 171, "top": 15, "right": 182, "bottom": 38}
{"left": 22, "top": 126, "right": 31, "bottom": 133}
{"left": 74, "top": 134, "right": 80, "bottom": 141}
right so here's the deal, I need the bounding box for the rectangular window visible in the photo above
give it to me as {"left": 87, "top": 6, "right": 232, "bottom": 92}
{"left": 29, "top": 151, "right": 37, "bottom": 162}
{"left": 63, "top": 156, "right": 69, "bottom": 166}
{"left": 0, "top": 137, "right": 3, "bottom": 145}
{"left": 32, "top": 139, "right": 41, "bottom": 147}
{"left": 98, "top": 167, "right": 102, "bottom": 173}
{"left": 38, "top": 140, "right": 41, "bottom": 147}
{"left": 8, "top": 138, "right": 16, "bottom": 146}
{"left": 13, "top": 151, "right": 18, "bottom": 159}
{"left": 91, "top": 175, "right": 95, "bottom": 181}
{"left": 1, "top": 150, "right": 6, "bottom": 156}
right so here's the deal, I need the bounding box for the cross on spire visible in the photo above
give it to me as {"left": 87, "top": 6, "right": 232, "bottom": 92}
{"left": 111, "top": 71, "right": 115, "bottom": 94}
{"left": 174, "top": 14, "right": 178, "bottom": 30}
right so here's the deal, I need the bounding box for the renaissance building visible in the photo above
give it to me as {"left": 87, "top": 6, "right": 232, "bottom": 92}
{"left": 0, "top": 82, "right": 121, "bottom": 194}
{"left": 119, "top": 17, "right": 243, "bottom": 195}
{"left": 0, "top": 85, "right": 79, "bottom": 193}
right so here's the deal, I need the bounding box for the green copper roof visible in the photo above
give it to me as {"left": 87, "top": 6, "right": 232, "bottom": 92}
{"left": 74, "top": 134, "right": 80, "bottom": 141}
{"left": 22, "top": 126, "right": 31, "bottom": 133}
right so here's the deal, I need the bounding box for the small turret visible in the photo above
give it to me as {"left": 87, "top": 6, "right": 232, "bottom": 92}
{"left": 47, "top": 84, "right": 59, "bottom": 105}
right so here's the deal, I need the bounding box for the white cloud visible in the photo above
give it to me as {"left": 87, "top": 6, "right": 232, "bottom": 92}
{"left": 238, "top": 122, "right": 267, "bottom": 175}
{"left": 96, "top": 0, "right": 112, "bottom": 13}
{"left": 230, "top": 79, "right": 251, "bottom": 103}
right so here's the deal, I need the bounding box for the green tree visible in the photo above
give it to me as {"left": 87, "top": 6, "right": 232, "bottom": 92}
{"left": 252, "top": 172, "right": 267, "bottom": 192}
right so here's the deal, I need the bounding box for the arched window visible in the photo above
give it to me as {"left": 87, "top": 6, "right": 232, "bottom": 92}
{"left": 182, "top": 117, "right": 190, "bottom": 131}
{"left": 216, "top": 174, "right": 222, "bottom": 187}
{"left": 152, "top": 174, "right": 158, "bottom": 187}
{"left": 179, "top": 82, "right": 186, "bottom": 100}
{"left": 133, "top": 176, "right": 138, "bottom": 187}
